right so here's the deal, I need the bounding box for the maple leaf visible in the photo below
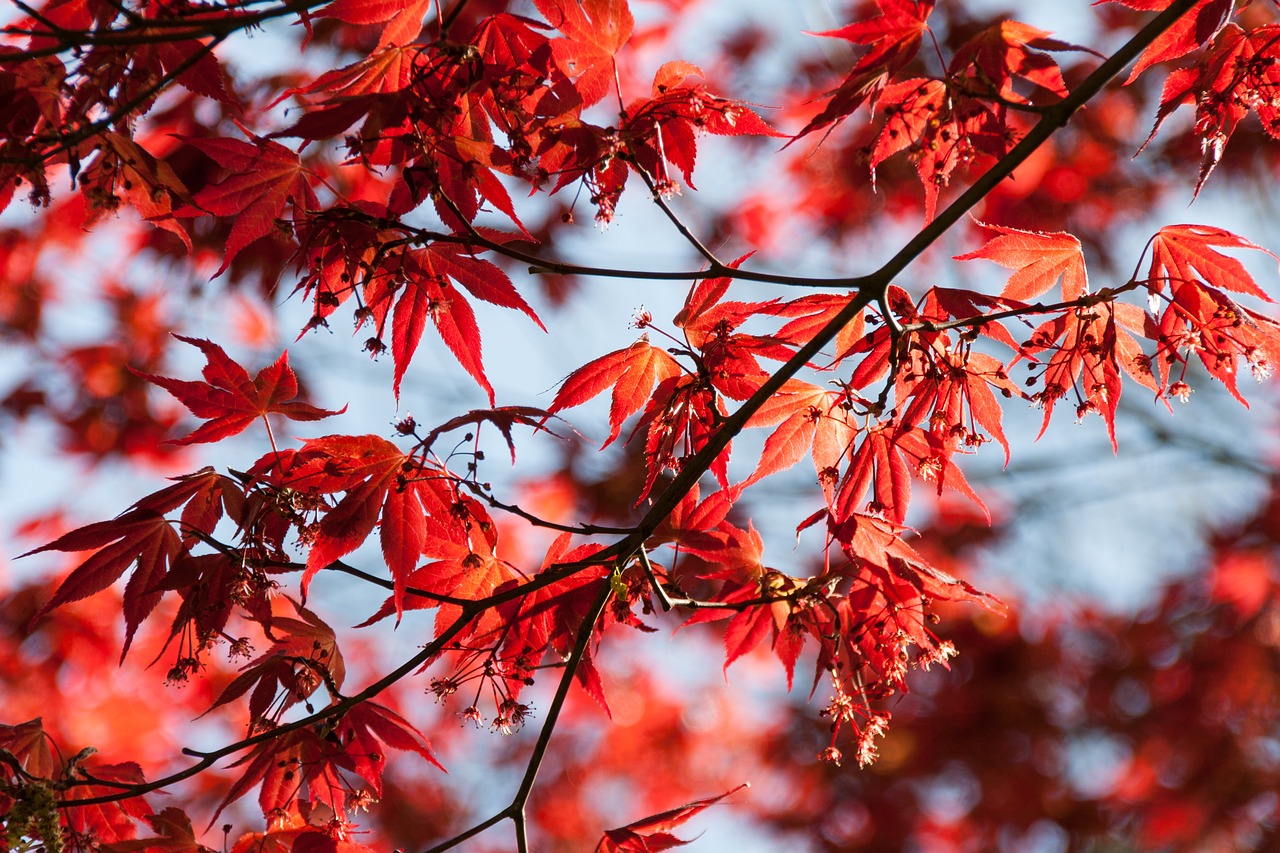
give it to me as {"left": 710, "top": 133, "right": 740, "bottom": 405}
{"left": 1140, "top": 25, "right": 1280, "bottom": 195}
{"left": 22, "top": 468, "right": 234, "bottom": 655}
{"left": 794, "top": 0, "right": 934, "bottom": 139}
{"left": 181, "top": 133, "right": 318, "bottom": 275}
{"left": 1148, "top": 275, "right": 1280, "bottom": 406}
{"left": 828, "top": 512, "right": 996, "bottom": 612}
{"left": 366, "top": 243, "right": 544, "bottom": 402}
{"left": 78, "top": 132, "right": 192, "bottom": 250}
{"left": 358, "top": 530, "right": 519, "bottom": 640}
{"left": 333, "top": 701, "right": 444, "bottom": 796}
{"left": 867, "top": 78, "right": 1010, "bottom": 220}
{"left": 774, "top": 293, "right": 867, "bottom": 368}
{"left": 595, "top": 784, "right": 749, "bottom": 852}
{"left": 1021, "top": 303, "right": 1135, "bottom": 448}
{"left": 549, "top": 336, "right": 684, "bottom": 446}
{"left": 948, "top": 21, "right": 1086, "bottom": 102}
{"left": 1144, "top": 225, "right": 1277, "bottom": 302}
{"left": 1116, "top": 0, "right": 1233, "bottom": 85}
{"left": 928, "top": 287, "right": 1028, "bottom": 352}
{"left": 897, "top": 347, "right": 1022, "bottom": 465}
{"left": 64, "top": 761, "right": 152, "bottom": 846}
{"left": 743, "top": 379, "right": 855, "bottom": 487}
{"left": 678, "top": 522, "right": 806, "bottom": 677}
{"left": 318, "top": 0, "right": 432, "bottom": 49}
{"left": 535, "top": 0, "right": 634, "bottom": 107}
{"left": 24, "top": 510, "right": 178, "bottom": 630}
{"left": 212, "top": 729, "right": 334, "bottom": 823}
{"left": 0, "top": 718, "right": 56, "bottom": 779}
{"left": 293, "top": 435, "right": 462, "bottom": 613}
{"left": 495, "top": 537, "right": 610, "bottom": 685}
{"left": 135, "top": 336, "right": 344, "bottom": 446}
{"left": 621, "top": 66, "right": 784, "bottom": 191}
{"left": 100, "top": 808, "right": 209, "bottom": 853}
{"left": 955, "top": 222, "right": 1089, "bottom": 301}
{"left": 634, "top": 374, "right": 729, "bottom": 502}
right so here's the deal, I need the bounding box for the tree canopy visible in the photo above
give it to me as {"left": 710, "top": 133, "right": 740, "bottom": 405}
{"left": 4, "top": 0, "right": 1280, "bottom": 850}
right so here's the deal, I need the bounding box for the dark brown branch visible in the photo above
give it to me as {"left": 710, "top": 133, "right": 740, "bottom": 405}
{"left": 0, "top": 0, "right": 329, "bottom": 62}
{"left": 438, "top": 0, "right": 471, "bottom": 34}
{"left": 456, "top": 479, "right": 636, "bottom": 536}
{"left": 904, "top": 280, "right": 1146, "bottom": 336}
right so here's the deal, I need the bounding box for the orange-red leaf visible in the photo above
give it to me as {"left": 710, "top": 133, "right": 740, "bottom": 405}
{"left": 535, "top": 0, "right": 634, "bottom": 106}
{"left": 549, "top": 337, "right": 683, "bottom": 446}
{"left": 956, "top": 222, "right": 1088, "bottom": 301}
{"left": 1145, "top": 224, "right": 1276, "bottom": 302}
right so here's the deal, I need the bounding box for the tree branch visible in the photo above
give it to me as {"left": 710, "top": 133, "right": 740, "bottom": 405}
{"left": 419, "top": 580, "right": 613, "bottom": 853}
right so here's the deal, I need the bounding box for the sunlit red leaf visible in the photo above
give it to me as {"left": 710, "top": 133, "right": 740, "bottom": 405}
{"left": 549, "top": 337, "right": 684, "bottom": 446}
{"left": 595, "top": 784, "right": 749, "bottom": 852}
{"left": 955, "top": 222, "right": 1088, "bottom": 301}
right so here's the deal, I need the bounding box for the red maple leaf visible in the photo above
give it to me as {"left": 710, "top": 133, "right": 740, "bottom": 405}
{"left": 1117, "top": 0, "right": 1232, "bottom": 85}
{"left": 549, "top": 336, "right": 684, "bottom": 446}
{"left": 743, "top": 379, "right": 855, "bottom": 488}
{"left": 867, "top": 78, "right": 1009, "bottom": 219}
{"left": 23, "top": 467, "right": 233, "bottom": 655}
{"left": 1140, "top": 25, "right": 1280, "bottom": 195}
{"left": 621, "top": 64, "right": 784, "bottom": 191}
{"left": 836, "top": 420, "right": 987, "bottom": 526}
{"left": 100, "top": 807, "right": 205, "bottom": 853}
{"left": 948, "top": 20, "right": 1085, "bottom": 102}
{"left": 794, "top": 0, "right": 934, "bottom": 139}
{"left": 63, "top": 761, "right": 152, "bottom": 846}
{"left": 134, "top": 336, "right": 344, "bottom": 446}
{"left": 292, "top": 434, "right": 463, "bottom": 613}
{"left": 596, "top": 784, "right": 749, "bottom": 852}
{"left": 955, "top": 221, "right": 1089, "bottom": 301}
{"left": 535, "top": 0, "right": 634, "bottom": 107}
{"left": 332, "top": 701, "right": 444, "bottom": 796}
{"left": 495, "top": 536, "right": 610, "bottom": 685}
{"left": 318, "top": 0, "right": 433, "bottom": 49}
{"left": 0, "top": 719, "right": 55, "bottom": 780}
{"left": 207, "top": 598, "right": 346, "bottom": 723}
{"left": 182, "top": 133, "right": 318, "bottom": 274}
{"left": 1021, "top": 303, "right": 1140, "bottom": 447}
{"left": 212, "top": 729, "right": 334, "bottom": 822}
{"left": 359, "top": 243, "right": 544, "bottom": 402}
{"left": 1144, "top": 224, "right": 1276, "bottom": 303}
{"left": 358, "top": 526, "right": 519, "bottom": 640}
{"left": 78, "top": 132, "right": 192, "bottom": 250}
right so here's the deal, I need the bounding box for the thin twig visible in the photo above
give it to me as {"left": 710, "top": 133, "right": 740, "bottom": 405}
{"left": 633, "top": 166, "right": 726, "bottom": 269}
{"left": 509, "top": 579, "right": 612, "bottom": 852}
{"left": 636, "top": 546, "right": 674, "bottom": 612}
{"left": 419, "top": 580, "right": 613, "bottom": 853}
